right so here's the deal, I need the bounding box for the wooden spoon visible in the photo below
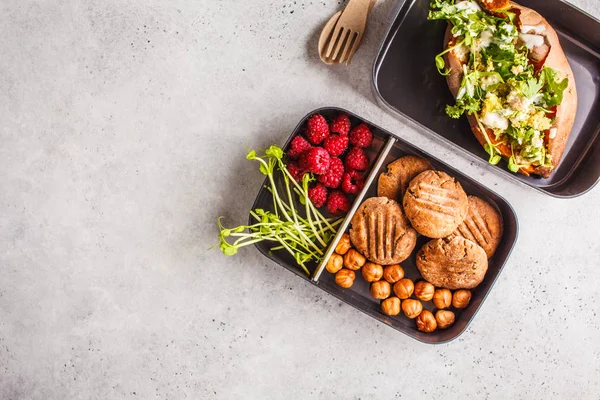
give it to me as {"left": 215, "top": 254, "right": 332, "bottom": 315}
{"left": 318, "top": 0, "right": 376, "bottom": 65}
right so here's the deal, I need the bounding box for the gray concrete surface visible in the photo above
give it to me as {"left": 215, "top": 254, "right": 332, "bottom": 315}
{"left": 1, "top": 0, "right": 599, "bottom": 399}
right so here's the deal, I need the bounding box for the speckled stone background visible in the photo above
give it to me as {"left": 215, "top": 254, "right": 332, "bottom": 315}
{"left": 1, "top": 0, "right": 599, "bottom": 399}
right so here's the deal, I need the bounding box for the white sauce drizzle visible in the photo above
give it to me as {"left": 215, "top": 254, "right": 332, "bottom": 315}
{"left": 481, "top": 74, "right": 500, "bottom": 90}
{"left": 549, "top": 128, "right": 558, "bottom": 139}
{"left": 532, "top": 134, "right": 544, "bottom": 148}
{"left": 474, "top": 30, "right": 494, "bottom": 51}
{"left": 481, "top": 112, "right": 509, "bottom": 131}
{"left": 519, "top": 33, "right": 545, "bottom": 49}
{"left": 521, "top": 24, "right": 546, "bottom": 34}
{"left": 455, "top": 1, "right": 481, "bottom": 12}
{"left": 453, "top": 44, "right": 469, "bottom": 62}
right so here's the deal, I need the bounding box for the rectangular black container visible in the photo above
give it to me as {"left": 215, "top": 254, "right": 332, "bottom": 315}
{"left": 250, "top": 107, "right": 518, "bottom": 343}
{"left": 373, "top": 0, "right": 600, "bottom": 198}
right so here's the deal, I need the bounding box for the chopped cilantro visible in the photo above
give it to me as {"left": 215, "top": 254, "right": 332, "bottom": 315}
{"left": 521, "top": 77, "right": 544, "bottom": 99}
{"left": 495, "top": 9, "right": 517, "bottom": 23}
{"left": 446, "top": 104, "right": 464, "bottom": 119}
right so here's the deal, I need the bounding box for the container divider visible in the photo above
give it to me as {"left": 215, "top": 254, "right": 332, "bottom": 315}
{"left": 312, "top": 136, "right": 397, "bottom": 282}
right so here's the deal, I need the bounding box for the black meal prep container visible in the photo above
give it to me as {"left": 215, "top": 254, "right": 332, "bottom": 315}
{"left": 373, "top": 0, "right": 600, "bottom": 198}
{"left": 250, "top": 107, "right": 518, "bottom": 343}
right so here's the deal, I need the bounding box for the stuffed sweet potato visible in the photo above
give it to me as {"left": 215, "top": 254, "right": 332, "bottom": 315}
{"left": 429, "top": 0, "right": 577, "bottom": 177}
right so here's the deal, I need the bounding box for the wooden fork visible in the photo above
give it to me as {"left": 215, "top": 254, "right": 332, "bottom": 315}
{"left": 321, "top": 0, "right": 375, "bottom": 65}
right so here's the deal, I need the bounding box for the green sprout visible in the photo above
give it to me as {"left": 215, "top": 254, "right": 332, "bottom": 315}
{"left": 216, "top": 145, "right": 342, "bottom": 275}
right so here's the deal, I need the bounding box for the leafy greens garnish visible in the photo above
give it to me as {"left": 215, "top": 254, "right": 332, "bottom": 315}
{"left": 541, "top": 66, "right": 569, "bottom": 107}
{"left": 428, "top": 0, "right": 569, "bottom": 171}
{"left": 521, "top": 77, "right": 544, "bottom": 99}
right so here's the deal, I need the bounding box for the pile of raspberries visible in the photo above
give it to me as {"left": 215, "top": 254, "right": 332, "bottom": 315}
{"left": 286, "top": 113, "right": 373, "bottom": 216}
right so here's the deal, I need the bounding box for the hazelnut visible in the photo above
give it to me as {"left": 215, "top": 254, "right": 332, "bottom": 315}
{"left": 335, "top": 269, "right": 355, "bottom": 289}
{"left": 325, "top": 253, "right": 343, "bottom": 274}
{"left": 362, "top": 262, "right": 384, "bottom": 283}
{"left": 381, "top": 297, "right": 401, "bottom": 316}
{"left": 383, "top": 264, "right": 404, "bottom": 283}
{"left": 416, "top": 310, "right": 437, "bottom": 333}
{"left": 452, "top": 289, "right": 472, "bottom": 309}
{"left": 401, "top": 299, "right": 422, "bottom": 319}
{"left": 393, "top": 278, "right": 414, "bottom": 299}
{"left": 414, "top": 281, "right": 435, "bottom": 301}
{"left": 335, "top": 233, "right": 352, "bottom": 255}
{"left": 370, "top": 280, "right": 391, "bottom": 300}
{"left": 343, "top": 249, "right": 366, "bottom": 271}
{"left": 433, "top": 288, "right": 452, "bottom": 309}
{"left": 435, "top": 310, "right": 455, "bottom": 329}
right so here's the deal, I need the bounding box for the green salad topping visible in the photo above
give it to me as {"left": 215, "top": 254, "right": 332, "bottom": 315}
{"left": 428, "top": 0, "right": 569, "bottom": 171}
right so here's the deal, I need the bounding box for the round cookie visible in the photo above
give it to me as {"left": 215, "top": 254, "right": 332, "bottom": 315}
{"left": 450, "top": 196, "right": 503, "bottom": 258}
{"left": 403, "top": 170, "right": 468, "bottom": 238}
{"left": 349, "top": 197, "right": 417, "bottom": 265}
{"left": 416, "top": 236, "right": 488, "bottom": 289}
{"left": 377, "top": 155, "right": 432, "bottom": 202}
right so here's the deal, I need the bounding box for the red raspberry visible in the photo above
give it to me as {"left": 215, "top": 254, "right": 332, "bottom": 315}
{"left": 286, "top": 161, "right": 306, "bottom": 182}
{"left": 300, "top": 147, "right": 331, "bottom": 175}
{"left": 341, "top": 170, "right": 365, "bottom": 195}
{"left": 288, "top": 136, "right": 312, "bottom": 159}
{"left": 305, "top": 114, "right": 330, "bottom": 145}
{"left": 308, "top": 183, "right": 328, "bottom": 208}
{"left": 323, "top": 134, "right": 349, "bottom": 157}
{"left": 330, "top": 114, "right": 351, "bottom": 135}
{"left": 344, "top": 147, "right": 369, "bottom": 171}
{"left": 326, "top": 191, "right": 351, "bottom": 216}
{"left": 349, "top": 124, "right": 373, "bottom": 148}
{"left": 318, "top": 157, "right": 344, "bottom": 188}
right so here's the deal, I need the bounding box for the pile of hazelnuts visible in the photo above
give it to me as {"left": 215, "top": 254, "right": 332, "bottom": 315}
{"left": 326, "top": 233, "right": 472, "bottom": 333}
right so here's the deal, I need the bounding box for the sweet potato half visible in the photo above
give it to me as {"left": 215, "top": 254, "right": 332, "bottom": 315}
{"left": 443, "top": 1, "right": 577, "bottom": 177}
